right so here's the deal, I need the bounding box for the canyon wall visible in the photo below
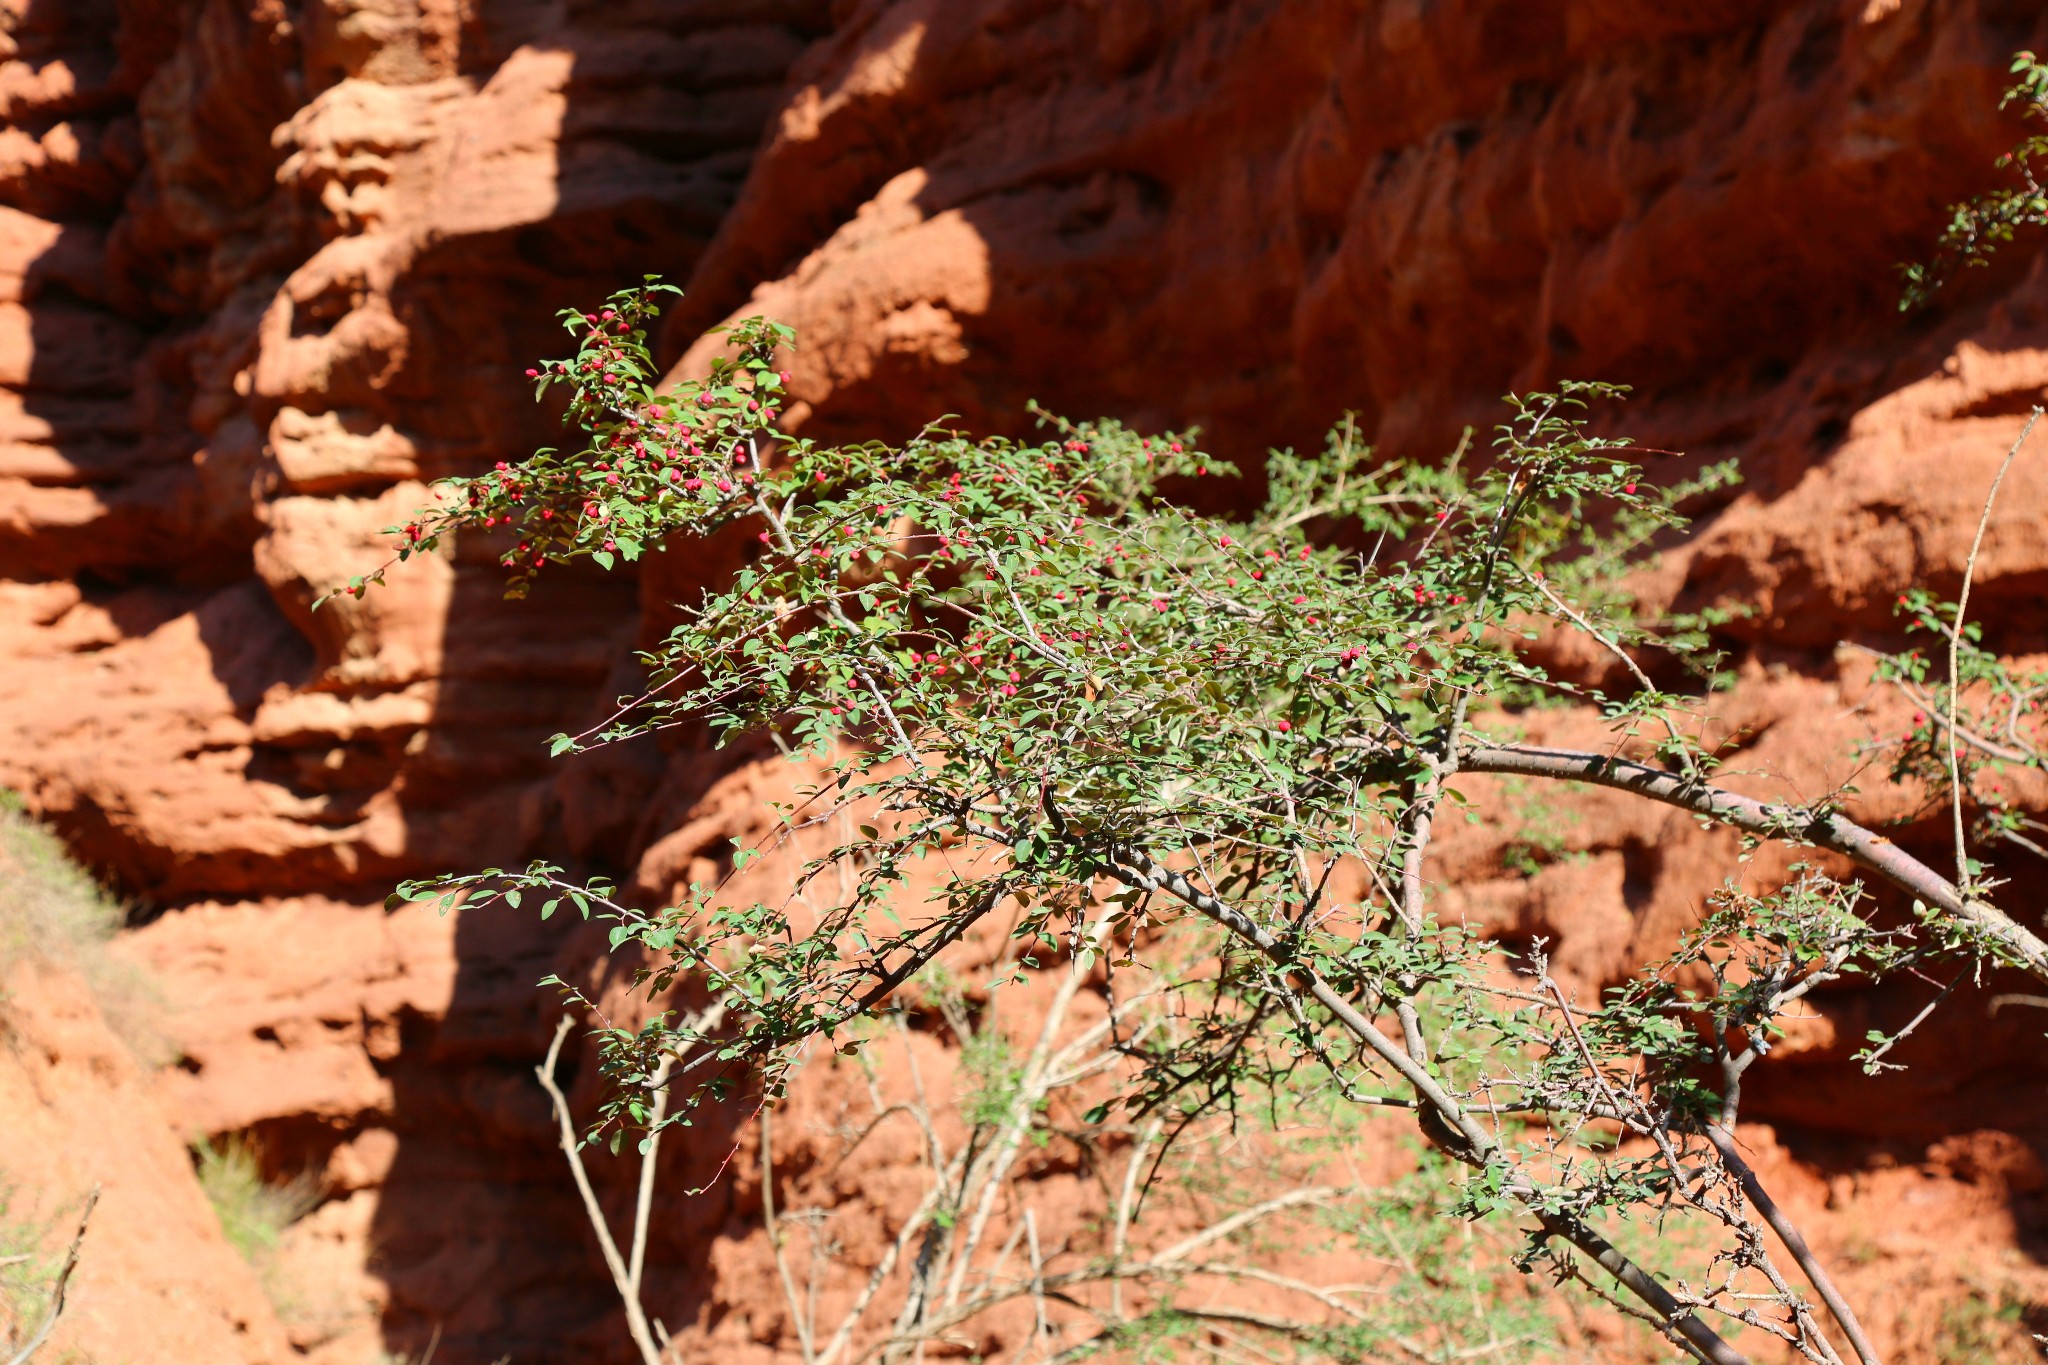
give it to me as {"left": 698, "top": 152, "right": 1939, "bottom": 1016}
{"left": 4, "top": 0, "right": 2048, "bottom": 1361}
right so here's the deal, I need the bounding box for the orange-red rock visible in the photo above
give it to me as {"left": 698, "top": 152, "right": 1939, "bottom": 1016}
{"left": 2, "top": 0, "right": 2048, "bottom": 1361}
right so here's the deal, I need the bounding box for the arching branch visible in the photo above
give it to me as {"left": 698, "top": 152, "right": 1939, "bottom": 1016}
{"left": 1460, "top": 741, "right": 2048, "bottom": 981}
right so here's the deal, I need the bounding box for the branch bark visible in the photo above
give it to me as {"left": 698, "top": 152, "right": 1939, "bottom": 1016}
{"left": 1460, "top": 741, "right": 2048, "bottom": 980}
{"left": 1096, "top": 838, "right": 1755, "bottom": 1365}
{"left": 1705, "top": 1125, "right": 1883, "bottom": 1365}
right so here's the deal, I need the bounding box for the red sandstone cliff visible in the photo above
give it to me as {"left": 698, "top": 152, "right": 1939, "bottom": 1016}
{"left": 4, "top": 1, "right": 2048, "bottom": 1361}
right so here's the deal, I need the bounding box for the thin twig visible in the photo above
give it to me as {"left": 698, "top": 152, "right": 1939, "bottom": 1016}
{"left": 1109, "top": 1118, "right": 1161, "bottom": 1321}
{"left": 1024, "top": 1209, "right": 1049, "bottom": 1353}
{"left": 1949, "top": 408, "right": 2041, "bottom": 890}
{"left": 3, "top": 1186, "right": 97, "bottom": 1365}
{"left": 629, "top": 1046, "right": 679, "bottom": 1302}
{"left": 1516, "top": 561, "right": 1697, "bottom": 778}
{"left": 1859, "top": 974, "right": 1963, "bottom": 1074}
{"left": 938, "top": 903, "right": 1115, "bottom": 1315}
{"left": 762, "top": 1102, "right": 821, "bottom": 1364}
{"left": 536, "top": 1016, "right": 665, "bottom": 1365}
{"left": 1152, "top": 1186, "right": 1346, "bottom": 1264}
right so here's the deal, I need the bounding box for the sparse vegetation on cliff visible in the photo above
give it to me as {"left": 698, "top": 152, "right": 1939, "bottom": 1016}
{"left": 193, "top": 1136, "right": 321, "bottom": 1283}
{"left": 0, "top": 795, "right": 159, "bottom": 1062}
{"left": 0, "top": 793, "right": 121, "bottom": 979}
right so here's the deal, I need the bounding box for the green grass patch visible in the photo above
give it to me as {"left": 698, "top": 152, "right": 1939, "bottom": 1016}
{"left": 0, "top": 792, "right": 162, "bottom": 1058}
{"left": 194, "top": 1135, "right": 323, "bottom": 1266}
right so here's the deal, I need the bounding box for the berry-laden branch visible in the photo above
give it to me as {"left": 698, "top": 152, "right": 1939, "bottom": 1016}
{"left": 1901, "top": 51, "right": 2048, "bottom": 309}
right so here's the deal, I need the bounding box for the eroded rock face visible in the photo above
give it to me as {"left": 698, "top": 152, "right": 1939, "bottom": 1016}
{"left": 0, "top": 956, "right": 296, "bottom": 1365}
{"left": 0, "top": 0, "right": 834, "bottom": 901}
{"left": 4, "top": 0, "right": 2048, "bottom": 1361}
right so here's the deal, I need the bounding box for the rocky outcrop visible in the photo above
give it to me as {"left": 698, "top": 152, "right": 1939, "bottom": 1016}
{"left": 4, "top": 0, "right": 2048, "bottom": 1361}
{"left": 0, "top": 955, "right": 295, "bottom": 1364}
{"left": 0, "top": 0, "right": 833, "bottom": 900}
